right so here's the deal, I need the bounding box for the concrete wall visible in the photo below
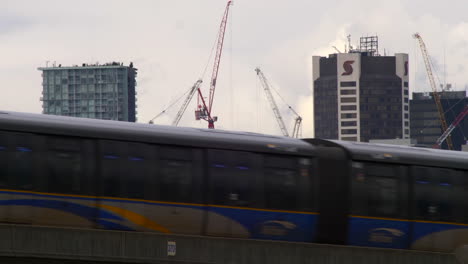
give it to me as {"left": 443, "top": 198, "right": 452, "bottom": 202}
{"left": 0, "top": 224, "right": 458, "bottom": 264}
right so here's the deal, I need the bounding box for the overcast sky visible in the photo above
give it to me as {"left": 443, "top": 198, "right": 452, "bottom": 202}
{"left": 2, "top": 0, "right": 468, "bottom": 137}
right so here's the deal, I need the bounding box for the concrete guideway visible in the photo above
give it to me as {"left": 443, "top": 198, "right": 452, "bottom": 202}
{"left": 0, "top": 224, "right": 459, "bottom": 264}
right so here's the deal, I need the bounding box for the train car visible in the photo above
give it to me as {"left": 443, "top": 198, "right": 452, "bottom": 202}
{"left": 0, "top": 111, "right": 319, "bottom": 242}
{"left": 306, "top": 138, "right": 468, "bottom": 252}
{"left": 2, "top": 110, "right": 468, "bottom": 253}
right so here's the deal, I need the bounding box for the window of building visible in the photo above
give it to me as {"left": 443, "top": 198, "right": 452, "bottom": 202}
{"left": 341, "top": 105, "right": 357, "bottom": 111}
{"left": 340, "top": 81, "right": 357, "bottom": 87}
{"left": 341, "top": 129, "right": 357, "bottom": 135}
{"left": 340, "top": 89, "right": 356, "bottom": 95}
{"left": 341, "top": 113, "right": 357, "bottom": 119}
{"left": 341, "top": 97, "right": 357, "bottom": 103}
{"left": 341, "top": 121, "right": 357, "bottom": 127}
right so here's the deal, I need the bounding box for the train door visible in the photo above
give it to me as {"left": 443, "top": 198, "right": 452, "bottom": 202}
{"left": 97, "top": 140, "right": 130, "bottom": 230}
{"left": 34, "top": 136, "right": 95, "bottom": 229}
{"left": 155, "top": 145, "right": 204, "bottom": 235}
{"left": 348, "top": 162, "right": 409, "bottom": 249}
{"left": 115, "top": 142, "right": 156, "bottom": 232}
{"left": 205, "top": 149, "right": 261, "bottom": 238}
{"left": 0, "top": 131, "right": 43, "bottom": 225}
{"left": 315, "top": 146, "right": 349, "bottom": 244}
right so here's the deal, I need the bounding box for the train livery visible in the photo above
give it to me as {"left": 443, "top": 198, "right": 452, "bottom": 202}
{"left": 0, "top": 111, "right": 467, "bottom": 252}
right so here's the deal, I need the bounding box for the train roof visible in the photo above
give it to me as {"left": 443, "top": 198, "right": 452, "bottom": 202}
{"left": 306, "top": 138, "right": 468, "bottom": 170}
{"left": 0, "top": 111, "right": 315, "bottom": 156}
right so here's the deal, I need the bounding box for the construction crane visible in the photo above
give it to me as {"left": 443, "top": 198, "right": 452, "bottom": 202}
{"left": 255, "top": 67, "right": 302, "bottom": 138}
{"left": 172, "top": 79, "right": 203, "bottom": 126}
{"left": 195, "top": 0, "right": 232, "bottom": 129}
{"left": 413, "top": 33, "right": 454, "bottom": 150}
{"left": 148, "top": 80, "right": 202, "bottom": 125}
{"left": 290, "top": 107, "right": 303, "bottom": 138}
{"left": 434, "top": 105, "right": 468, "bottom": 148}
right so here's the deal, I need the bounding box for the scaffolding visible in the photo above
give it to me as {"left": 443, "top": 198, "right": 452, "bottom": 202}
{"left": 359, "top": 36, "right": 379, "bottom": 56}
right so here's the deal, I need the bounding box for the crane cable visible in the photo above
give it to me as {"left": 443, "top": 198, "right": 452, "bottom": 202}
{"left": 148, "top": 88, "right": 192, "bottom": 123}
{"left": 268, "top": 74, "right": 301, "bottom": 119}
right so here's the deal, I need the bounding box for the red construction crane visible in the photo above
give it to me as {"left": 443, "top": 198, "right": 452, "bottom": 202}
{"left": 195, "top": 0, "right": 232, "bottom": 129}
{"left": 434, "top": 105, "right": 468, "bottom": 148}
{"left": 414, "top": 33, "right": 454, "bottom": 150}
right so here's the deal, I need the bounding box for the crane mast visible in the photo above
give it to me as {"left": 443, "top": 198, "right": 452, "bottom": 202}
{"left": 172, "top": 79, "right": 203, "bottom": 126}
{"left": 255, "top": 68, "right": 289, "bottom": 137}
{"left": 196, "top": 0, "right": 232, "bottom": 129}
{"left": 290, "top": 107, "right": 303, "bottom": 138}
{"left": 413, "top": 33, "right": 454, "bottom": 150}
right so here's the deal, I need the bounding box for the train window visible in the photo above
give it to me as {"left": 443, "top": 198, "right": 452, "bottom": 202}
{"left": 413, "top": 166, "right": 458, "bottom": 222}
{"left": 100, "top": 140, "right": 127, "bottom": 197}
{"left": 122, "top": 143, "right": 153, "bottom": 199}
{"left": 46, "top": 137, "right": 82, "bottom": 194}
{"left": 208, "top": 150, "right": 257, "bottom": 207}
{"left": 159, "top": 146, "right": 193, "bottom": 203}
{"left": 451, "top": 170, "right": 468, "bottom": 223}
{"left": 351, "top": 162, "right": 405, "bottom": 218}
{"left": 264, "top": 156, "right": 298, "bottom": 210}
{"left": 10, "top": 133, "right": 39, "bottom": 190}
{"left": 0, "top": 132, "right": 8, "bottom": 187}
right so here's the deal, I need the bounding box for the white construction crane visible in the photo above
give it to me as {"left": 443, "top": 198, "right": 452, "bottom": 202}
{"left": 172, "top": 79, "right": 203, "bottom": 126}
{"left": 255, "top": 67, "right": 302, "bottom": 138}
{"left": 148, "top": 79, "right": 203, "bottom": 126}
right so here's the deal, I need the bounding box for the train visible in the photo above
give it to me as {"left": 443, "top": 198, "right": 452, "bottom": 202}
{"left": 0, "top": 110, "right": 467, "bottom": 252}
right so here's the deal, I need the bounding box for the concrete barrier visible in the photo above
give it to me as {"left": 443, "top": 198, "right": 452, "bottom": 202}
{"left": 0, "top": 224, "right": 459, "bottom": 264}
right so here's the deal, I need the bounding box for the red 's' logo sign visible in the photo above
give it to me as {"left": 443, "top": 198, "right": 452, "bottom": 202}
{"left": 342, "top": 60, "right": 355, "bottom": 76}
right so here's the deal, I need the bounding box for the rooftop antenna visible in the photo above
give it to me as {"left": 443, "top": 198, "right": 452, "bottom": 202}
{"left": 347, "top": 34, "right": 353, "bottom": 51}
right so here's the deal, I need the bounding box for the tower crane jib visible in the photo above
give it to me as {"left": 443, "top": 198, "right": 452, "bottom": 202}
{"left": 255, "top": 68, "right": 289, "bottom": 137}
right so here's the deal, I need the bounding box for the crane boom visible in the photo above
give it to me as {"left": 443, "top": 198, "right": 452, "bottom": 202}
{"left": 196, "top": 0, "right": 232, "bottom": 129}
{"left": 172, "top": 79, "right": 203, "bottom": 126}
{"left": 413, "top": 33, "right": 454, "bottom": 150}
{"left": 255, "top": 68, "right": 289, "bottom": 137}
{"left": 208, "top": 0, "right": 232, "bottom": 113}
{"left": 434, "top": 105, "right": 468, "bottom": 148}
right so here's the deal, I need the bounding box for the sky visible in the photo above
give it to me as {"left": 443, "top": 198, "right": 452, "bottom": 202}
{"left": 1, "top": 0, "right": 468, "bottom": 137}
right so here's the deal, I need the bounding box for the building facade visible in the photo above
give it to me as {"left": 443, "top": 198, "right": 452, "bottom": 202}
{"left": 410, "top": 91, "right": 468, "bottom": 150}
{"left": 313, "top": 52, "right": 409, "bottom": 142}
{"left": 39, "top": 62, "right": 137, "bottom": 122}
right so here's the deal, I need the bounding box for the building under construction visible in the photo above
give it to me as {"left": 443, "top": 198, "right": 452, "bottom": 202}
{"left": 410, "top": 90, "right": 468, "bottom": 150}
{"left": 312, "top": 36, "right": 410, "bottom": 142}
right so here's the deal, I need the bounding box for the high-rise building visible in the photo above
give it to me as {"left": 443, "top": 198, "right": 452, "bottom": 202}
{"left": 39, "top": 62, "right": 137, "bottom": 122}
{"left": 410, "top": 90, "right": 468, "bottom": 150}
{"left": 312, "top": 48, "right": 409, "bottom": 142}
